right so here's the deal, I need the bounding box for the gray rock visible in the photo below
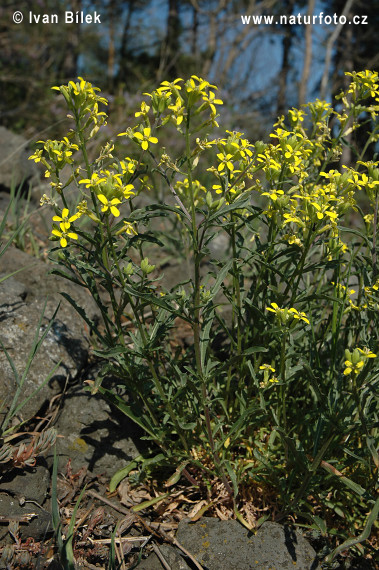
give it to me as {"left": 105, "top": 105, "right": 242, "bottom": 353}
{"left": 0, "top": 127, "right": 39, "bottom": 191}
{"left": 137, "top": 544, "right": 191, "bottom": 570}
{"left": 0, "top": 246, "right": 98, "bottom": 422}
{"left": 142, "top": 518, "right": 321, "bottom": 570}
{"left": 0, "top": 460, "right": 50, "bottom": 505}
{"left": 0, "top": 465, "right": 51, "bottom": 546}
{"left": 0, "top": 494, "right": 52, "bottom": 541}
{"left": 54, "top": 382, "right": 141, "bottom": 476}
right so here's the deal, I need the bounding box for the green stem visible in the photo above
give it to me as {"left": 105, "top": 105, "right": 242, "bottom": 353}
{"left": 231, "top": 221, "right": 242, "bottom": 355}
{"left": 372, "top": 190, "right": 378, "bottom": 281}
{"left": 103, "top": 212, "right": 189, "bottom": 452}
{"left": 185, "top": 112, "right": 233, "bottom": 498}
{"left": 284, "top": 227, "right": 313, "bottom": 304}
{"left": 279, "top": 331, "right": 288, "bottom": 461}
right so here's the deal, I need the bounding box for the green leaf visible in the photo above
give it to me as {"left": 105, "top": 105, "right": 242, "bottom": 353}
{"left": 64, "top": 484, "right": 87, "bottom": 569}
{"left": 96, "top": 386, "right": 158, "bottom": 440}
{"left": 209, "top": 261, "right": 233, "bottom": 299}
{"left": 131, "top": 493, "right": 170, "bottom": 513}
{"left": 200, "top": 311, "right": 214, "bottom": 373}
{"left": 320, "top": 461, "right": 368, "bottom": 497}
{"left": 224, "top": 460, "right": 239, "bottom": 496}
{"left": 109, "top": 455, "right": 143, "bottom": 493}
{"left": 0, "top": 263, "right": 36, "bottom": 284}
{"left": 122, "top": 283, "right": 192, "bottom": 322}
{"left": 311, "top": 516, "right": 328, "bottom": 536}
{"left": 367, "top": 436, "right": 379, "bottom": 469}
{"left": 242, "top": 346, "right": 268, "bottom": 356}
{"left": 164, "top": 462, "right": 190, "bottom": 487}
{"left": 206, "top": 195, "right": 251, "bottom": 223}
{"left": 51, "top": 446, "right": 63, "bottom": 549}
{"left": 50, "top": 267, "right": 85, "bottom": 287}
{"left": 324, "top": 497, "right": 379, "bottom": 563}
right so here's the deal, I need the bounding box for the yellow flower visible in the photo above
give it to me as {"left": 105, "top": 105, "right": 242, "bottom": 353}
{"left": 116, "top": 222, "right": 138, "bottom": 236}
{"left": 343, "top": 359, "right": 364, "bottom": 376}
{"left": 262, "top": 188, "right": 284, "bottom": 202}
{"left": 259, "top": 364, "right": 278, "bottom": 387}
{"left": 266, "top": 303, "right": 309, "bottom": 325}
{"left": 159, "top": 78, "right": 183, "bottom": 92}
{"left": 134, "top": 127, "right": 158, "bottom": 151}
{"left": 259, "top": 364, "right": 275, "bottom": 373}
{"left": 52, "top": 208, "right": 80, "bottom": 230}
{"left": 123, "top": 184, "right": 135, "bottom": 200}
{"left": 356, "top": 347, "right": 377, "bottom": 358}
{"left": 202, "top": 90, "right": 223, "bottom": 116}
{"left": 186, "top": 75, "right": 214, "bottom": 94}
{"left": 288, "top": 308, "right": 310, "bottom": 324}
{"left": 120, "top": 158, "right": 137, "bottom": 175}
{"left": 97, "top": 194, "right": 121, "bottom": 217}
{"left": 135, "top": 101, "right": 151, "bottom": 118}
{"left": 28, "top": 149, "right": 43, "bottom": 163}
{"left": 51, "top": 223, "right": 78, "bottom": 248}
{"left": 79, "top": 172, "right": 107, "bottom": 189}
{"left": 168, "top": 97, "right": 186, "bottom": 125}
{"left": 217, "top": 153, "right": 234, "bottom": 172}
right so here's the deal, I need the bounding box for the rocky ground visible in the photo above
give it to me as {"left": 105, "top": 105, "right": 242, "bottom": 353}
{"left": 0, "top": 127, "right": 377, "bottom": 569}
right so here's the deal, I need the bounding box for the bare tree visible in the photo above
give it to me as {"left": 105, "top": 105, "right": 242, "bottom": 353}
{"left": 320, "top": 0, "right": 355, "bottom": 100}
{"left": 298, "top": 0, "right": 316, "bottom": 106}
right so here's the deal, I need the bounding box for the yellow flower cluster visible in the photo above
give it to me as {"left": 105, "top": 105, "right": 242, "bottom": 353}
{"left": 118, "top": 75, "right": 223, "bottom": 155}
{"left": 345, "top": 161, "right": 379, "bottom": 203}
{"left": 206, "top": 131, "right": 255, "bottom": 204}
{"left": 52, "top": 77, "right": 108, "bottom": 138}
{"left": 259, "top": 364, "right": 278, "bottom": 387}
{"left": 175, "top": 178, "right": 207, "bottom": 208}
{"left": 51, "top": 207, "right": 81, "bottom": 248}
{"left": 29, "top": 137, "right": 79, "bottom": 190}
{"left": 266, "top": 302, "right": 310, "bottom": 326}
{"left": 253, "top": 95, "right": 367, "bottom": 246}
{"left": 345, "top": 70, "right": 379, "bottom": 101}
{"left": 343, "top": 347, "right": 377, "bottom": 376}
{"left": 30, "top": 70, "right": 379, "bottom": 255}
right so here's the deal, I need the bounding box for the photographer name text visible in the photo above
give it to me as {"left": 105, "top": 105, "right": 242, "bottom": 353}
{"left": 28, "top": 11, "right": 101, "bottom": 24}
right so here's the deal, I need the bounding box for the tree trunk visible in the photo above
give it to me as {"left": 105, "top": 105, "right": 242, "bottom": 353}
{"left": 107, "top": 0, "right": 116, "bottom": 92}
{"left": 164, "top": 0, "right": 180, "bottom": 77}
{"left": 298, "top": 0, "right": 316, "bottom": 106}
{"left": 59, "top": 0, "right": 82, "bottom": 80}
{"left": 277, "top": 0, "right": 295, "bottom": 117}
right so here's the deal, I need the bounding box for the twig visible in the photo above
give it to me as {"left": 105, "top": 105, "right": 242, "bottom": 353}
{"left": 152, "top": 543, "right": 172, "bottom": 570}
{"left": 86, "top": 489, "right": 203, "bottom": 568}
{"left": 159, "top": 529, "right": 205, "bottom": 570}
{"left": 0, "top": 514, "right": 37, "bottom": 523}
{"left": 76, "top": 536, "right": 149, "bottom": 546}
{"left": 86, "top": 489, "right": 161, "bottom": 538}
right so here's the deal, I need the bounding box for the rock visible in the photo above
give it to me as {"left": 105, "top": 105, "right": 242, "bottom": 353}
{"left": 0, "top": 246, "right": 98, "bottom": 422}
{"left": 0, "top": 127, "right": 39, "bottom": 192}
{"left": 246, "top": 521, "right": 321, "bottom": 569}
{"left": 137, "top": 544, "right": 191, "bottom": 570}
{"left": 0, "top": 493, "right": 52, "bottom": 542}
{"left": 141, "top": 518, "right": 321, "bottom": 570}
{"left": 0, "top": 460, "right": 50, "bottom": 505}
{"left": 0, "top": 462, "right": 52, "bottom": 533}
{"left": 54, "top": 381, "right": 141, "bottom": 476}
